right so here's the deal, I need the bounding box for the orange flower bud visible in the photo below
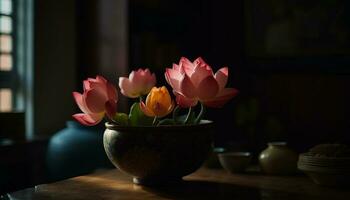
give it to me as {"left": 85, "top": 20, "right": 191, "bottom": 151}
{"left": 140, "top": 86, "right": 174, "bottom": 118}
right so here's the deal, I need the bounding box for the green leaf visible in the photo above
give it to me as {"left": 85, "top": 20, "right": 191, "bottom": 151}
{"left": 175, "top": 114, "right": 186, "bottom": 123}
{"left": 175, "top": 112, "right": 196, "bottom": 125}
{"left": 129, "top": 102, "right": 154, "bottom": 126}
{"left": 157, "top": 119, "right": 175, "bottom": 126}
{"left": 113, "top": 113, "right": 129, "bottom": 126}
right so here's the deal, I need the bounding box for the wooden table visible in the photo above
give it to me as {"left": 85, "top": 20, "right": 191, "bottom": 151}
{"left": 5, "top": 168, "right": 350, "bottom": 200}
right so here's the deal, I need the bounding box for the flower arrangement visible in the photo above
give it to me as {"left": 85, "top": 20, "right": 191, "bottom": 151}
{"left": 72, "top": 57, "right": 238, "bottom": 127}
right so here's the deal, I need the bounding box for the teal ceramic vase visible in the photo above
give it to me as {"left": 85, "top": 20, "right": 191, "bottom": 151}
{"left": 259, "top": 142, "right": 298, "bottom": 175}
{"left": 103, "top": 120, "right": 214, "bottom": 185}
{"left": 47, "top": 121, "right": 112, "bottom": 181}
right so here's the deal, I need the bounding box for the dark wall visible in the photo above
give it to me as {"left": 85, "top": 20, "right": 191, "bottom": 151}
{"left": 128, "top": 0, "right": 350, "bottom": 154}
{"left": 34, "top": 0, "right": 77, "bottom": 136}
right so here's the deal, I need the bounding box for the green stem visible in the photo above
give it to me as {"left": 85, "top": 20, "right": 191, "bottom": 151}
{"left": 184, "top": 106, "right": 193, "bottom": 124}
{"left": 194, "top": 103, "right": 205, "bottom": 124}
{"left": 172, "top": 105, "right": 180, "bottom": 124}
{"left": 152, "top": 116, "right": 158, "bottom": 126}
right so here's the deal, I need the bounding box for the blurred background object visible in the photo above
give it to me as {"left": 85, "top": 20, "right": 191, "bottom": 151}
{"left": 298, "top": 144, "right": 350, "bottom": 186}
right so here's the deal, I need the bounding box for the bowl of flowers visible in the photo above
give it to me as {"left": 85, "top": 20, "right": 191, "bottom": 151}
{"left": 72, "top": 57, "right": 238, "bottom": 185}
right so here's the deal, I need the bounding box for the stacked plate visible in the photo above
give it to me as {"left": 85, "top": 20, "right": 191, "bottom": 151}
{"left": 298, "top": 153, "right": 350, "bottom": 186}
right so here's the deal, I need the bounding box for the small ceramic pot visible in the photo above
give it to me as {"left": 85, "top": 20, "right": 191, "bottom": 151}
{"left": 103, "top": 120, "right": 214, "bottom": 185}
{"left": 259, "top": 142, "right": 298, "bottom": 175}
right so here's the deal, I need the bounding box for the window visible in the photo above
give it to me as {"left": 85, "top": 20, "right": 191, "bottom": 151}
{"left": 0, "top": 0, "right": 33, "bottom": 139}
{"left": 0, "top": 0, "right": 15, "bottom": 112}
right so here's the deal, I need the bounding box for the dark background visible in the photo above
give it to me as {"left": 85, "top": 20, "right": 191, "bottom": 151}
{"left": 125, "top": 0, "right": 350, "bottom": 152}
{"left": 1, "top": 0, "right": 350, "bottom": 194}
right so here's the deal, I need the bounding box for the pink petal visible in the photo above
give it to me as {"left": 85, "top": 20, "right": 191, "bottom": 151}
{"left": 85, "top": 76, "right": 106, "bottom": 90}
{"left": 194, "top": 57, "right": 213, "bottom": 73}
{"left": 83, "top": 80, "right": 91, "bottom": 91}
{"left": 179, "top": 57, "right": 193, "bottom": 67}
{"left": 128, "top": 70, "right": 136, "bottom": 80}
{"left": 190, "top": 64, "right": 213, "bottom": 88}
{"left": 176, "top": 94, "right": 198, "bottom": 108}
{"left": 139, "top": 102, "right": 155, "bottom": 117}
{"left": 88, "top": 80, "right": 107, "bottom": 93}
{"left": 193, "top": 57, "right": 207, "bottom": 67}
{"left": 118, "top": 77, "right": 139, "bottom": 98}
{"left": 172, "top": 63, "right": 181, "bottom": 72}
{"left": 84, "top": 80, "right": 108, "bottom": 101}
{"left": 142, "top": 72, "right": 156, "bottom": 95}
{"left": 203, "top": 88, "right": 239, "bottom": 108}
{"left": 180, "top": 74, "right": 197, "bottom": 98}
{"left": 87, "top": 78, "right": 97, "bottom": 82}
{"left": 165, "top": 68, "right": 183, "bottom": 92}
{"left": 96, "top": 75, "right": 107, "bottom": 84}
{"left": 164, "top": 71, "right": 171, "bottom": 86}
{"left": 72, "top": 113, "right": 103, "bottom": 126}
{"left": 166, "top": 68, "right": 183, "bottom": 80}
{"left": 214, "top": 67, "right": 229, "bottom": 91}
{"left": 129, "top": 70, "right": 144, "bottom": 93}
{"left": 130, "top": 69, "right": 146, "bottom": 82}
{"left": 128, "top": 69, "right": 156, "bottom": 95}
{"left": 72, "top": 92, "right": 91, "bottom": 114}
{"left": 84, "top": 88, "right": 108, "bottom": 113}
{"left": 129, "top": 70, "right": 143, "bottom": 85}
{"left": 196, "top": 76, "right": 219, "bottom": 100}
{"left": 179, "top": 57, "right": 194, "bottom": 76}
{"left": 105, "top": 99, "right": 117, "bottom": 119}
{"left": 106, "top": 82, "right": 118, "bottom": 101}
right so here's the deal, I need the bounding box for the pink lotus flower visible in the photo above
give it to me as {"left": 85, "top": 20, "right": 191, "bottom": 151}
{"left": 119, "top": 68, "right": 156, "bottom": 98}
{"left": 165, "top": 57, "right": 238, "bottom": 108}
{"left": 72, "top": 76, "right": 118, "bottom": 126}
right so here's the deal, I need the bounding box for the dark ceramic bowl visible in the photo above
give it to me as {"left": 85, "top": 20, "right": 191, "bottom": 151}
{"left": 103, "top": 120, "right": 214, "bottom": 185}
{"left": 203, "top": 147, "right": 226, "bottom": 168}
{"left": 218, "top": 152, "right": 252, "bottom": 173}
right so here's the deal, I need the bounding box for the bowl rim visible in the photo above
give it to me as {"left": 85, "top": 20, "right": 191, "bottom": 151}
{"left": 105, "top": 120, "right": 214, "bottom": 131}
{"left": 268, "top": 142, "right": 287, "bottom": 146}
{"left": 218, "top": 152, "right": 252, "bottom": 157}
